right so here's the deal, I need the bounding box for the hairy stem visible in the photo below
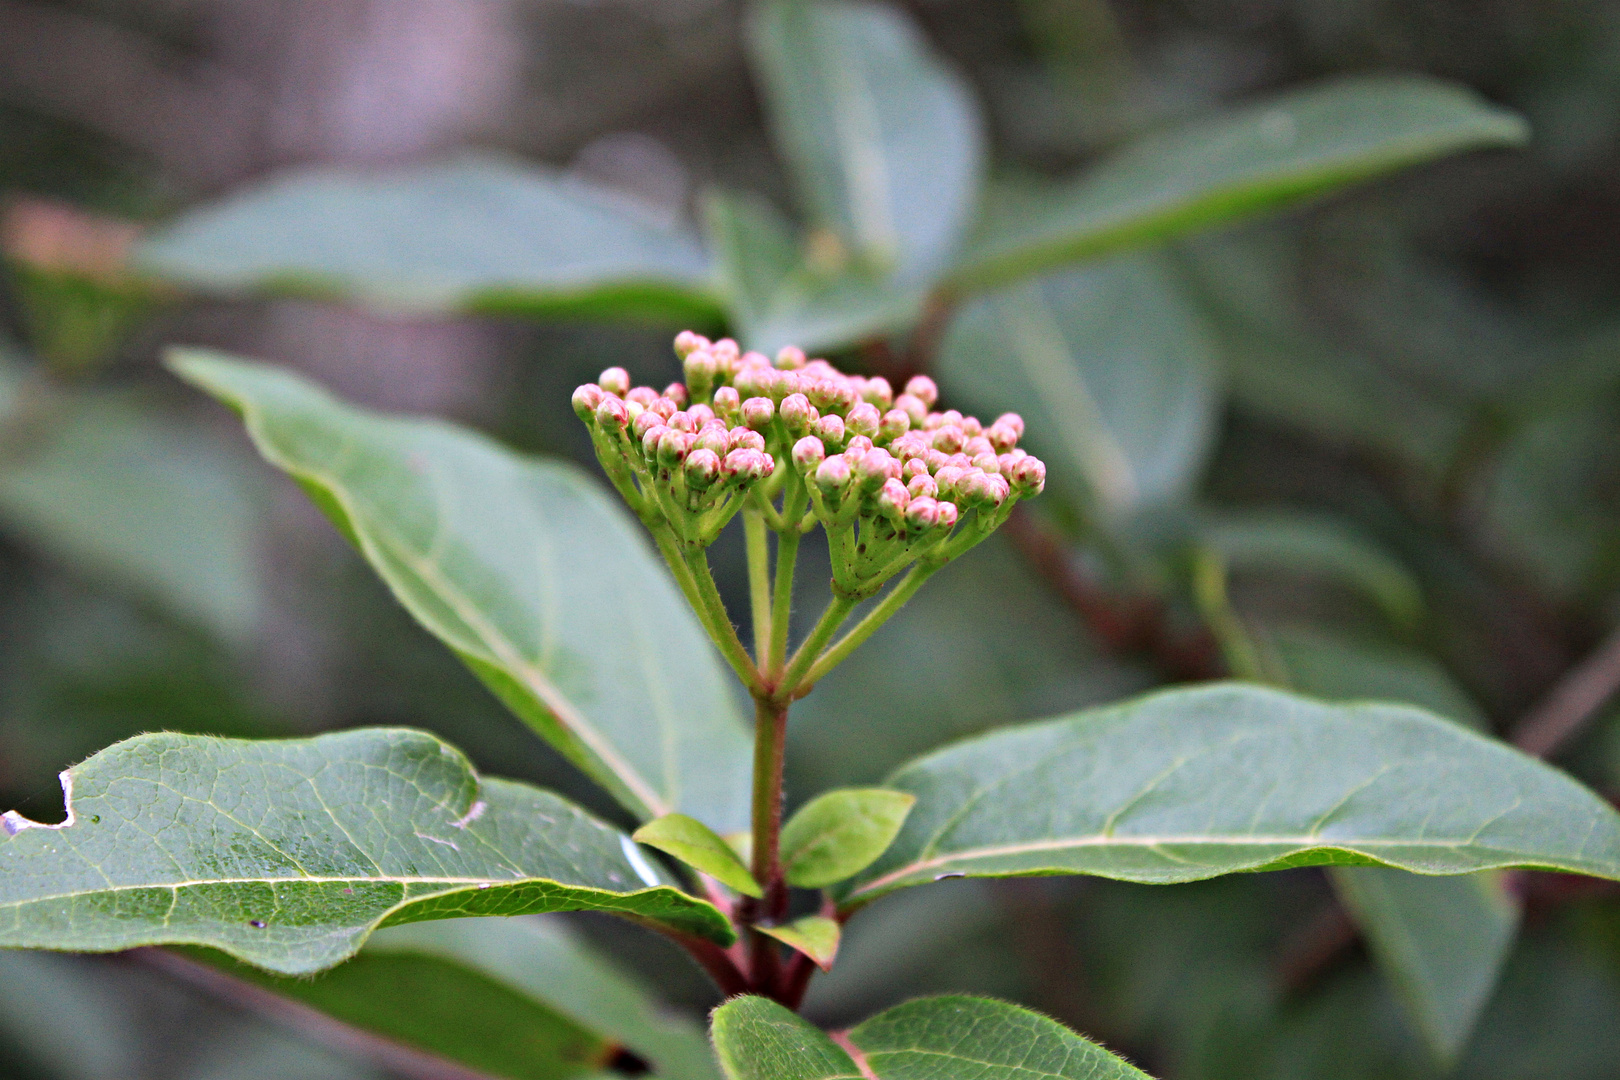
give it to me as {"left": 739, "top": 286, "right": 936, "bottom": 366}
{"left": 767, "top": 482, "right": 808, "bottom": 677}
{"left": 680, "top": 547, "right": 766, "bottom": 697}
{"left": 747, "top": 695, "right": 791, "bottom": 994}
{"left": 779, "top": 595, "right": 859, "bottom": 698}
{"left": 800, "top": 565, "right": 938, "bottom": 689}
{"left": 744, "top": 508, "right": 773, "bottom": 662}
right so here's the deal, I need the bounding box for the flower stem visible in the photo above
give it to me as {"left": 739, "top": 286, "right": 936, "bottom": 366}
{"left": 800, "top": 564, "right": 939, "bottom": 689}
{"left": 679, "top": 546, "right": 766, "bottom": 697}
{"left": 778, "top": 594, "right": 859, "bottom": 698}
{"left": 747, "top": 695, "right": 791, "bottom": 992}
{"left": 744, "top": 508, "right": 772, "bottom": 662}
{"left": 767, "top": 481, "right": 808, "bottom": 678}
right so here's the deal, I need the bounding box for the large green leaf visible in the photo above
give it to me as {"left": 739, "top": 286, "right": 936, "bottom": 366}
{"left": 135, "top": 155, "right": 722, "bottom": 324}
{"left": 0, "top": 378, "right": 260, "bottom": 639}
{"left": 746, "top": 0, "right": 985, "bottom": 284}
{"left": 844, "top": 683, "right": 1620, "bottom": 903}
{"left": 950, "top": 75, "right": 1529, "bottom": 291}
{"left": 170, "top": 350, "right": 752, "bottom": 829}
{"left": 710, "top": 995, "right": 1153, "bottom": 1079}
{"left": 935, "top": 255, "right": 1219, "bottom": 515}
{"left": 0, "top": 728, "right": 732, "bottom": 975}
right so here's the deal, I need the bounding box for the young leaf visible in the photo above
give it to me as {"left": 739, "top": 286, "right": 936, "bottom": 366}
{"left": 843, "top": 683, "right": 1620, "bottom": 904}
{"left": 781, "top": 788, "right": 916, "bottom": 889}
{"left": 135, "top": 155, "right": 722, "bottom": 325}
{"left": 710, "top": 996, "right": 863, "bottom": 1080}
{"left": 170, "top": 350, "right": 753, "bottom": 830}
{"left": 746, "top": 0, "right": 985, "bottom": 284}
{"left": 757, "top": 915, "right": 841, "bottom": 971}
{"left": 950, "top": 74, "right": 1529, "bottom": 291}
{"left": 0, "top": 727, "right": 733, "bottom": 975}
{"left": 634, "top": 813, "right": 763, "bottom": 898}
{"left": 935, "top": 256, "right": 1219, "bottom": 516}
{"left": 849, "top": 995, "right": 1153, "bottom": 1078}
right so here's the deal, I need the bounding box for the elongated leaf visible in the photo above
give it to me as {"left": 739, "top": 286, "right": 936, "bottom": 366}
{"left": 136, "top": 155, "right": 721, "bottom": 324}
{"left": 757, "top": 915, "right": 841, "bottom": 971}
{"left": 0, "top": 380, "right": 260, "bottom": 639}
{"left": 635, "top": 814, "right": 762, "bottom": 898}
{"left": 780, "top": 789, "right": 915, "bottom": 889}
{"left": 950, "top": 75, "right": 1529, "bottom": 290}
{"left": 936, "top": 255, "right": 1219, "bottom": 515}
{"left": 170, "top": 350, "right": 752, "bottom": 829}
{"left": 710, "top": 997, "right": 861, "bottom": 1080}
{"left": 845, "top": 683, "right": 1620, "bottom": 903}
{"left": 746, "top": 0, "right": 985, "bottom": 284}
{"left": 0, "top": 728, "right": 732, "bottom": 975}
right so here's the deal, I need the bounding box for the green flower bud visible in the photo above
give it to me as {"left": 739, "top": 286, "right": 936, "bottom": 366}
{"left": 572, "top": 384, "right": 604, "bottom": 422}
{"left": 722, "top": 447, "right": 773, "bottom": 482}
{"left": 733, "top": 365, "right": 773, "bottom": 400}
{"left": 695, "top": 422, "right": 730, "bottom": 457}
{"left": 792, "top": 435, "right": 826, "bottom": 473}
{"left": 641, "top": 424, "right": 667, "bottom": 460}
{"left": 598, "top": 367, "right": 631, "bottom": 397}
{"left": 683, "top": 349, "right": 718, "bottom": 396}
{"left": 862, "top": 376, "right": 895, "bottom": 409}
{"left": 933, "top": 464, "right": 967, "bottom": 500}
{"left": 667, "top": 411, "right": 696, "bottom": 434}
{"left": 807, "top": 378, "right": 857, "bottom": 415}
{"left": 878, "top": 409, "right": 910, "bottom": 443}
{"left": 815, "top": 454, "right": 853, "bottom": 496}
{"left": 931, "top": 425, "right": 965, "bottom": 454}
{"left": 961, "top": 416, "right": 983, "bottom": 438}
{"left": 685, "top": 447, "right": 722, "bottom": 489}
{"left": 657, "top": 427, "right": 692, "bottom": 466}
{"left": 713, "top": 386, "right": 741, "bottom": 424}
{"left": 972, "top": 452, "right": 1001, "bottom": 474}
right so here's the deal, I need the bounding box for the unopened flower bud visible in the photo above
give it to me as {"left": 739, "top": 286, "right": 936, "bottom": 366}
{"left": 876, "top": 478, "right": 910, "bottom": 520}
{"left": 907, "top": 473, "right": 938, "bottom": 499}
{"left": 734, "top": 365, "right": 771, "bottom": 400}
{"left": 902, "top": 457, "right": 930, "bottom": 480}
{"left": 685, "top": 448, "right": 722, "bottom": 488}
{"left": 572, "top": 384, "right": 605, "bottom": 421}
{"left": 846, "top": 402, "right": 881, "bottom": 439}
{"left": 775, "top": 345, "right": 807, "bottom": 370}
{"left": 729, "top": 426, "right": 766, "bottom": 453}
{"left": 742, "top": 350, "right": 772, "bottom": 370}
{"left": 632, "top": 409, "right": 664, "bottom": 440}
{"left": 793, "top": 435, "right": 826, "bottom": 473}
{"left": 742, "top": 396, "right": 775, "bottom": 430}
{"left": 626, "top": 386, "right": 658, "bottom": 408}
{"left": 596, "top": 396, "right": 630, "bottom": 430}
{"left": 695, "top": 422, "right": 730, "bottom": 457}
{"left": 940, "top": 409, "right": 963, "bottom": 428}
{"left": 657, "top": 428, "right": 693, "bottom": 466}
{"left": 961, "top": 416, "right": 983, "bottom": 438}
{"left": 781, "top": 393, "right": 819, "bottom": 436}
{"left": 853, "top": 448, "right": 900, "bottom": 493}
{"left": 904, "top": 495, "right": 940, "bottom": 531}
{"left": 688, "top": 403, "right": 716, "bottom": 427}
{"left": 674, "top": 330, "right": 709, "bottom": 358}
{"left": 815, "top": 413, "right": 846, "bottom": 450}
{"left": 814, "top": 455, "right": 852, "bottom": 496}
{"left": 663, "top": 383, "right": 688, "bottom": 408}
{"left": 682, "top": 351, "right": 717, "bottom": 396}
{"left": 946, "top": 452, "right": 973, "bottom": 471}
{"left": 651, "top": 396, "right": 678, "bottom": 420}
{"left": 933, "top": 464, "right": 967, "bottom": 499}
{"left": 722, "top": 447, "right": 773, "bottom": 482}
{"left": 807, "top": 378, "right": 858, "bottom": 415}
{"left": 878, "top": 409, "right": 910, "bottom": 443}
{"left": 964, "top": 436, "right": 993, "bottom": 459}
{"left": 667, "top": 411, "right": 696, "bottom": 434}
{"left": 994, "top": 412, "right": 1025, "bottom": 441}
{"left": 972, "top": 452, "right": 1001, "bottom": 474}
{"left": 894, "top": 393, "right": 928, "bottom": 426}
{"left": 845, "top": 434, "right": 874, "bottom": 458}
{"left": 641, "top": 424, "right": 667, "bottom": 460}
{"left": 598, "top": 367, "right": 631, "bottom": 397}
{"left": 712, "top": 338, "right": 741, "bottom": 366}
{"left": 936, "top": 501, "right": 959, "bottom": 529}
{"left": 1009, "top": 454, "right": 1046, "bottom": 494}
{"left": 904, "top": 375, "right": 938, "bottom": 408}
{"left": 924, "top": 448, "right": 948, "bottom": 472}
{"left": 713, "top": 386, "right": 741, "bottom": 424}
{"left": 862, "top": 377, "right": 895, "bottom": 409}
{"left": 922, "top": 412, "right": 944, "bottom": 431}
{"left": 997, "top": 450, "right": 1026, "bottom": 474}
{"left": 986, "top": 421, "right": 1020, "bottom": 452}
{"left": 960, "top": 470, "right": 1008, "bottom": 509}
{"left": 932, "top": 425, "right": 965, "bottom": 454}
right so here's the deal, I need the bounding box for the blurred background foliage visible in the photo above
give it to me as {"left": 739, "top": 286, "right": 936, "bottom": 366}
{"left": 3, "top": 1, "right": 1620, "bottom": 1078}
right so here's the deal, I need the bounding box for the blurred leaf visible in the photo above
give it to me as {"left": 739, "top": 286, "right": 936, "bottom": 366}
{"left": 1201, "top": 511, "right": 1423, "bottom": 630}
{"left": 710, "top": 996, "right": 860, "bottom": 1080}
{"left": 845, "top": 683, "right": 1620, "bottom": 904}
{"left": 0, "top": 727, "right": 733, "bottom": 975}
{"left": 757, "top": 915, "right": 841, "bottom": 971}
{"left": 746, "top": 0, "right": 985, "bottom": 285}
{"left": 950, "top": 75, "right": 1528, "bottom": 291}
{"left": 0, "top": 380, "right": 260, "bottom": 639}
{"left": 936, "top": 255, "right": 1220, "bottom": 515}
{"left": 136, "top": 155, "right": 721, "bottom": 325}
{"left": 1265, "top": 626, "right": 1484, "bottom": 730}
{"left": 780, "top": 788, "right": 915, "bottom": 889}
{"left": 635, "top": 813, "right": 762, "bottom": 898}
{"left": 171, "top": 351, "right": 752, "bottom": 829}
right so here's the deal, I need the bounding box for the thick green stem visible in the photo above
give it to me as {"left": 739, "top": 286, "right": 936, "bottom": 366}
{"left": 767, "top": 483, "right": 808, "bottom": 677}
{"left": 778, "top": 595, "right": 859, "bottom": 698}
{"left": 680, "top": 547, "right": 766, "bottom": 697}
{"left": 744, "top": 509, "right": 773, "bottom": 662}
{"left": 800, "top": 565, "right": 939, "bottom": 689}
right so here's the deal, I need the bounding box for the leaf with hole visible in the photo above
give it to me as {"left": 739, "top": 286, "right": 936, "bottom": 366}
{"left": 781, "top": 788, "right": 916, "bottom": 889}
{"left": 634, "top": 814, "right": 762, "bottom": 898}
{"left": 0, "top": 727, "right": 733, "bottom": 975}
{"left": 170, "top": 350, "right": 753, "bottom": 830}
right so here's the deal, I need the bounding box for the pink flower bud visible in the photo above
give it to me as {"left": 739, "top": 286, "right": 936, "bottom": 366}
{"left": 685, "top": 447, "right": 721, "bottom": 488}
{"left": 713, "top": 386, "right": 741, "bottom": 423}
{"left": 863, "top": 376, "right": 895, "bottom": 409}
{"left": 922, "top": 412, "right": 944, "bottom": 431}
{"left": 994, "top": 412, "right": 1025, "bottom": 440}
{"left": 780, "top": 393, "right": 819, "bottom": 436}
{"left": 814, "top": 455, "right": 852, "bottom": 495}
{"left": 972, "top": 452, "right": 1001, "bottom": 474}
{"left": 961, "top": 416, "right": 983, "bottom": 438}
{"left": 815, "top": 413, "right": 846, "bottom": 450}
{"left": 572, "top": 384, "right": 604, "bottom": 421}
{"left": 997, "top": 450, "right": 1026, "bottom": 474}
{"left": 741, "top": 350, "right": 772, "bottom": 370}
{"left": 946, "top": 452, "right": 973, "bottom": 470}
{"left": 663, "top": 382, "right": 689, "bottom": 408}
{"left": 695, "top": 423, "right": 730, "bottom": 456}
{"left": 904, "top": 495, "right": 940, "bottom": 530}
{"left": 734, "top": 366, "right": 772, "bottom": 400}
{"left": 598, "top": 367, "right": 631, "bottom": 397}
{"left": 876, "top": 478, "right": 910, "bottom": 520}
{"left": 657, "top": 428, "right": 694, "bottom": 466}
{"left": 891, "top": 432, "right": 929, "bottom": 461}
{"left": 688, "top": 403, "right": 716, "bottom": 427}
{"left": 904, "top": 375, "right": 939, "bottom": 408}
{"left": 632, "top": 409, "right": 664, "bottom": 440}
{"left": 775, "top": 345, "right": 807, "bottom": 370}
{"left": 804, "top": 359, "right": 839, "bottom": 379}
{"left": 964, "top": 436, "right": 993, "bottom": 458}
{"left": 853, "top": 448, "right": 900, "bottom": 493}
{"left": 722, "top": 447, "right": 772, "bottom": 482}
{"left": 641, "top": 424, "right": 668, "bottom": 460}
{"left": 651, "top": 396, "right": 678, "bottom": 420}
{"left": 626, "top": 386, "right": 658, "bottom": 407}
{"left": 936, "top": 501, "right": 959, "bottom": 529}
{"left": 742, "top": 396, "right": 775, "bottom": 430}
{"left": 712, "top": 338, "right": 741, "bottom": 365}
{"left": 846, "top": 402, "right": 881, "bottom": 439}
{"left": 845, "top": 434, "right": 874, "bottom": 458}
{"left": 674, "top": 330, "right": 709, "bottom": 358}
{"left": 933, "top": 464, "right": 967, "bottom": 499}
{"left": 596, "top": 396, "right": 630, "bottom": 430}
{"left": 667, "top": 411, "right": 696, "bottom": 434}
{"left": 902, "top": 457, "right": 930, "bottom": 480}
{"left": 987, "top": 421, "right": 1020, "bottom": 453}
{"left": 878, "top": 409, "right": 911, "bottom": 443}
{"left": 792, "top": 435, "right": 826, "bottom": 473}
{"left": 959, "top": 469, "right": 1006, "bottom": 508}
{"left": 907, "top": 473, "right": 938, "bottom": 499}
{"left": 1009, "top": 454, "right": 1046, "bottom": 495}
{"left": 683, "top": 350, "right": 717, "bottom": 392}
{"left": 807, "top": 378, "right": 858, "bottom": 415}
{"left": 894, "top": 393, "right": 928, "bottom": 426}
{"left": 940, "top": 409, "right": 963, "bottom": 428}
{"left": 931, "top": 425, "right": 965, "bottom": 454}
{"left": 729, "top": 426, "right": 766, "bottom": 453}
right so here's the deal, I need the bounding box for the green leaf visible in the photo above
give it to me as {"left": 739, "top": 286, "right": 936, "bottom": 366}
{"left": 635, "top": 813, "right": 763, "bottom": 898}
{"left": 935, "top": 255, "right": 1219, "bottom": 515}
{"left": 781, "top": 788, "right": 916, "bottom": 889}
{"left": 1199, "top": 511, "right": 1423, "bottom": 630}
{"left": 135, "top": 155, "right": 722, "bottom": 325}
{"left": 850, "top": 996, "right": 1153, "bottom": 1079}
{"left": 844, "top": 682, "right": 1620, "bottom": 904}
{"left": 0, "top": 381, "right": 260, "bottom": 639}
{"left": 1265, "top": 626, "right": 1484, "bottom": 731}
{"left": 950, "top": 74, "right": 1529, "bottom": 291}
{"left": 710, "top": 997, "right": 862, "bottom": 1080}
{"left": 756, "top": 915, "right": 841, "bottom": 971}
{"left": 0, "top": 727, "right": 733, "bottom": 975}
{"left": 746, "top": 0, "right": 985, "bottom": 284}
{"left": 169, "top": 350, "right": 752, "bottom": 830}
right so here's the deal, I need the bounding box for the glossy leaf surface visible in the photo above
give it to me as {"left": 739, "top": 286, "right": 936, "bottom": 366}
{"left": 136, "top": 155, "right": 721, "bottom": 324}
{"left": 756, "top": 915, "right": 841, "bottom": 971}
{"left": 634, "top": 813, "right": 762, "bottom": 898}
{"left": 0, "top": 727, "right": 732, "bottom": 975}
{"left": 951, "top": 75, "right": 1528, "bottom": 290}
{"left": 746, "top": 0, "right": 984, "bottom": 284}
{"left": 780, "top": 788, "right": 916, "bottom": 889}
{"left": 846, "top": 683, "right": 1620, "bottom": 903}
{"left": 172, "top": 350, "right": 752, "bottom": 830}
{"left": 936, "top": 256, "right": 1219, "bottom": 514}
